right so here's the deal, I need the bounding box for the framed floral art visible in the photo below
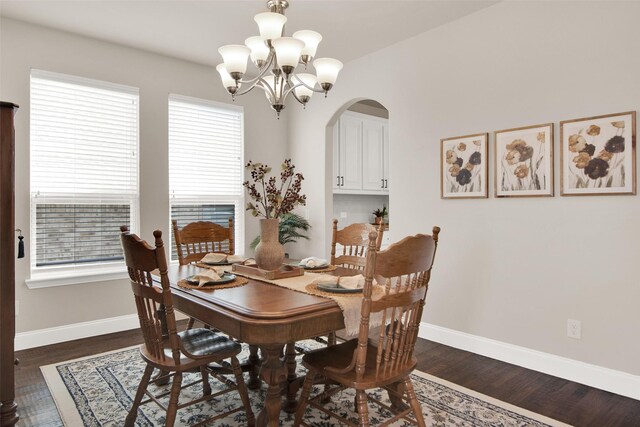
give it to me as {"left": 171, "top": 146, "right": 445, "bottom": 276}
{"left": 494, "top": 123, "right": 554, "bottom": 197}
{"left": 560, "top": 111, "right": 636, "bottom": 196}
{"left": 440, "top": 133, "right": 488, "bottom": 199}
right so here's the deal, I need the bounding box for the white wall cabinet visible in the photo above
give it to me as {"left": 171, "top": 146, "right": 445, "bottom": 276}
{"left": 338, "top": 114, "right": 363, "bottom": 191}
{"left": 334, "top": 111, "right": 389, "bottom": 194}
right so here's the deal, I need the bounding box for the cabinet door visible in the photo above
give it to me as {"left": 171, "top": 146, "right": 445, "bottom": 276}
{"left": 383, "top": 123, "right": 389, "bottom": 193}
{"left": 339, "top": 114, "right": 362, "bottom": 190}
{"left": 362, "top": 119, "right": 385, "bottom": 191}
{"left": 332, "top": 122, "right": 340, "bottom": 190}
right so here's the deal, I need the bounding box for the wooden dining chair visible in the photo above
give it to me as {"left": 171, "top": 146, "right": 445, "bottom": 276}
{"left": 172, "top": 219, "right": 234, "bottom": 329}
{"left": 172, "top": 218, "right": 234, "bottom": 265}
{"left": 330, "top": 219, "right": 385, "bottom": 270}
{"left": 294, "top": 227, "right": 440, "bottom": 427}
{"left": 119, "top": 226, "right": 254, "bottom": 427}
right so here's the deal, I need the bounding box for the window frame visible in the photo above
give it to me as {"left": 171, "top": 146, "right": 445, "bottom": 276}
{"left": 168, "top": 94, "right": 245, "bottom": 262}
{"left": 27, "top": 69, "right": 140, "bottom": 288}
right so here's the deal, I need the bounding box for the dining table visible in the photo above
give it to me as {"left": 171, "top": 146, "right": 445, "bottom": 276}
{"left": 158, "top": 263, "right": 353, "bottom": 427}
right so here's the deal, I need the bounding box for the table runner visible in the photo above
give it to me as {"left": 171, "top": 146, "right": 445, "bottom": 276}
{"left": 224, "top": 267, "right": 383, "bottom": 336}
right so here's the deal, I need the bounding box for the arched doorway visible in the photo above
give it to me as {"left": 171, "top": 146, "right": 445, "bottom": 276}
{"left": 324, "top": 99, "right": 390, "bottom": 255}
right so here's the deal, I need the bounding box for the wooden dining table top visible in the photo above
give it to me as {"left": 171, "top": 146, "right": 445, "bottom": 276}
{"left": 163, "top": 263, "right": 348, "bottom": 345}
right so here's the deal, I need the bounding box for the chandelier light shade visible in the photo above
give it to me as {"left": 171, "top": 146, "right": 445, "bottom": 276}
{"left": 216, "top": 0, "right": 343, "bottom": 117}
{"left": 292, "top": 30, "right": 322, "bottom": 63}
{"left": 292, "top": 73, "right": 317, "bottom": 104}
{"left": 245, "top": 36, "right": 270, "bottom": 67}
{"left": 313, "top": 58, "right": 343, "bottom": 90}
{"left": 272, "top": 37, "right": 305, "bottom": 73}
{"left": 217, "top": 45, "right": 251, "bottom": 80}
{"left": 254, "top": 12, "right": 287, "bottom": 42}
{"left": 216, "top": 64, "right": 237, "bottom": 93}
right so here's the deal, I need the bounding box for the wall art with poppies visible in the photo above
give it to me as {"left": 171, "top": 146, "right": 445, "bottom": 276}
{"left": 495, "top": 123, "right": 554, "bottom": 197}
{"left": 441, "top": 133, "right": 488, "bottom": 199}
{"left": 561, "top": 111, "right": 636, "bottom": 196}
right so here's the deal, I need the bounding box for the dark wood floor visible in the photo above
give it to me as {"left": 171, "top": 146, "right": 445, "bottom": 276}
{"left": 14, "top": 326, "right": 640, "bottom": 426}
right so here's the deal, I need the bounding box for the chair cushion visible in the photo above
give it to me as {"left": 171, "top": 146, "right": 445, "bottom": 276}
{"left": 178, "top": 328, "right": 241, "bottom": 358}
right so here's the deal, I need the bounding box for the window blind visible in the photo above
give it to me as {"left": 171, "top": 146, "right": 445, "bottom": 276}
{"left": 168, "top": 94, "right": 244, "bottom": 259}
{"left": 30, "top": 69, "right": 139, "bottom": 270}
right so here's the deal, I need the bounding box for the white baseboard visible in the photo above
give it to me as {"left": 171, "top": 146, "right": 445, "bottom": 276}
{"left": 15, "top": 314, "right": 140, "bottom": 351}
{"left": 419, "top": 322, "right": 640, "bottom": 401}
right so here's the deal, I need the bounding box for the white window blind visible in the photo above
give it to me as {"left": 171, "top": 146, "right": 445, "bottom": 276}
{"left": 169, "top": 94, "right": 244, "bottom": 258}
{"left": 30, "top": 69, "right": 139, "bottom": 272}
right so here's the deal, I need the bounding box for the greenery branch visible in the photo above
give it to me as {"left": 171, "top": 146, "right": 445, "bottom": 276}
{"left": 244, "top": 159, "right": 306, "bottom": 219}
{"left": 250, "top": 212, "right": 311, "bottom": 249}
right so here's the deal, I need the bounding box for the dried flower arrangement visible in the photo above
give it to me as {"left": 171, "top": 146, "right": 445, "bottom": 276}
{"left": 244, "top": 159, "right": 306, "bottom": 219}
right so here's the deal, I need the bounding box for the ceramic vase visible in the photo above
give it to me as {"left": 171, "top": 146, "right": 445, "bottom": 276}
{"left": 254, "top": 218, "right": 284, "bottom": 271}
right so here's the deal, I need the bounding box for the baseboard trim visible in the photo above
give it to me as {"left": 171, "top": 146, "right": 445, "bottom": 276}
{"left": 419, "top": 322, "right": 640, "bottom": 401}
{"left": 15, "top": 314, "right": 140, "bottom": 351}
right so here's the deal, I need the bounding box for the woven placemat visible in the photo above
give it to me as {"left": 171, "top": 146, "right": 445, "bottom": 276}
{"left": 301, "top": 264, "right": 338, "bottom": 273}
{"left": 177, "top": 276, "right": 248, "bottom": 290}
{"left": 304, "top": 282, "right": 364, "bottom": 298}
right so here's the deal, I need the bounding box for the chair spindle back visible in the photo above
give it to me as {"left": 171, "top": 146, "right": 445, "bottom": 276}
{"left": 356, "top": 227, "right": 440, "bottom": 380}
{"left": 330, "top": 219, "right": 384, "bottom": 270}
{"left": 120, "top": 226, "right": 181, "bottom": 364}
{"left": 172, "top": 219, "right": 234, "bottom": 265}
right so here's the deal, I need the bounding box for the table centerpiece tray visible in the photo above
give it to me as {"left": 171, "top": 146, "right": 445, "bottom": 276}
{"left": 232, "top": 263, "right": 304, "bottom": 280}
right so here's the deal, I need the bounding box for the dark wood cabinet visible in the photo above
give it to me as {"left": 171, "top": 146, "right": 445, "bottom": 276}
{"left": 0, "top": 101, "right": 19, "bottom": 427}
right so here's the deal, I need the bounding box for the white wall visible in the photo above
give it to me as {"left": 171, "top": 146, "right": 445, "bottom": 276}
{"left": 288, "top": 1, "right": 640, "bottom": 376}
{"left": 0, "top": 18, "right": 287, "bottom": 333}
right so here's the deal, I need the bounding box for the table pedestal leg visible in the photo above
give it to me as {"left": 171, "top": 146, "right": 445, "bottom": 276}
{"left": 256, "top": 344, "right": 286, "bottom": 427}
{"left": 247, "top": 345, "right": 262, "bottom": 390}
{"left": 283, "top": 342, "right": 298, "bottom": 413}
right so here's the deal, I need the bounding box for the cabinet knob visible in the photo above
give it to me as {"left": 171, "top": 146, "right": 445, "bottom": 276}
{"left": 337, "top": 176, "right": 340, "bottom": 186}
{"left": 341, "top": 176, "right": 344, "bottom": 186}
{"left": 381, "top": 178, "right": 384, "bottom": 188}
{"left": 14, "top": 358, "right": 20, "bottom": 366}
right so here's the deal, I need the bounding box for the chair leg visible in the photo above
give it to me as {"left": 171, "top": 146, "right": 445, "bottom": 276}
{"left": 186, "top": 317, "right": 196, "bottom": 330}
{"left": 125, "top": 364, "right": 154, "bottom": 427}
{"left": 293, "top": 369, "right": 316, "bottom": 426}
{"left": 403, "top": 376, "right": 426, "bottom": 427}
{"left": 200, "top": 366, "right": 212, "bottom": 396}
{"left": 165, "top": 372, "right": 183, "bottom": 427}
{"left": 231, "top": 356, "right": 255, "bottom": 427}
{"left": 327, "top": 331, "right": 337, "bottom": 346}
{"left": 355, "top": 390, "right": 370, "bottom": 427}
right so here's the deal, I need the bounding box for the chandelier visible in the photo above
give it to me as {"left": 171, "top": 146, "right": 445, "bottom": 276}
{"left": 216, "top": 0, "right": 343, "bottom": 117}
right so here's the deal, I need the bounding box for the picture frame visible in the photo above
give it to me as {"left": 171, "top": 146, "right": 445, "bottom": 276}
{"left": 440, "top": 132, "right": 488, "bottom": 199}
{"left": 560, "top": 111, "right": 636, "bottom": 196}
{"left": 494, "top": 123, "right": 554, "bottom": 198}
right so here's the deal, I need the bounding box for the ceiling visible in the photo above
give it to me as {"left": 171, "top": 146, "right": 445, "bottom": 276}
{"left": 0, "top": 0, "right": 497, "bottom": 66}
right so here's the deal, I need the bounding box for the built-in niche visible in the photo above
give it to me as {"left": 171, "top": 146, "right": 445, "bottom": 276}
{"left": 330, "top": 99, "right": 390, "bottom": 247}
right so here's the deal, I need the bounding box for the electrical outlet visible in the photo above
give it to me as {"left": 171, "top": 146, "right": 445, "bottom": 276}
{"left": 15, "top": 300, "right": 19, "bottom": 316}
{"left": 567, "top": 319, "right": 581, "bottom": 339}
{"left": 340, "top": 211, "right": 347, "bottom": 218}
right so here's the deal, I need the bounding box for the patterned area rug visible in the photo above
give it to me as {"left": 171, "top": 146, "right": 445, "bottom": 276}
{"left": 41, "top": 341, "right": 570, "bottom": 426}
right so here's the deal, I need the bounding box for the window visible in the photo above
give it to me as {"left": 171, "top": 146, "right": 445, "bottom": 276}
{"left": 168, "top": 94, "right": 244, "bottom": 260}
{"left": 29, "top": 70, "right": 139, "bottom": 283}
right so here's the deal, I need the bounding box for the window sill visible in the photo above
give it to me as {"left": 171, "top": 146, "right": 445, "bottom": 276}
{"left": 26, "top": 266, "right": 129, "bottom": 289}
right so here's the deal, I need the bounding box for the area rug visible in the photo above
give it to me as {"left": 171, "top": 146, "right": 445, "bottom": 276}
{"left": 42, "top": 341, "right": 570, "bottom": 427}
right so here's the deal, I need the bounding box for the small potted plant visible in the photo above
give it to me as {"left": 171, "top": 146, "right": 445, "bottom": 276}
{"left": 372, "top": 206, "right": 388, "bottom": 225}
